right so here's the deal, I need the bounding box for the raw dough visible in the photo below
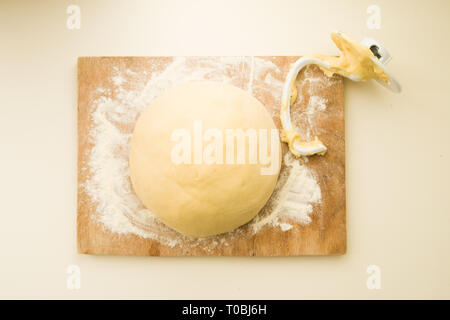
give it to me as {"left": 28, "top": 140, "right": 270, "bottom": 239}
{"left": 129, "top": 81, "right": 281, "bottom": 238}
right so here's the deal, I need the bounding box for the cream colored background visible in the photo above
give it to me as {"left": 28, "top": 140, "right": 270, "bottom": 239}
{"left": 0, "top": 0, "right": 449, "bottom": 299}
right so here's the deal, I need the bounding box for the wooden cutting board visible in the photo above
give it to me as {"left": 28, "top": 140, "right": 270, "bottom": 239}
{"left": 77, "top": 56, "right": 346, "bottom": 256}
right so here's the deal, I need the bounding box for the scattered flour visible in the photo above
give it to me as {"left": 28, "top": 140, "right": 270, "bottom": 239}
{"left": 306, "top": 96, "right": 327, "bottom": 115}
{"left": 84, "top": 57, "right": 331, "bottom": 249}
{"left": 289, "top": 65, "right": 337, "bottom": 140}
{"left": 250, "top": 152, "right": 322, "bottom": 233}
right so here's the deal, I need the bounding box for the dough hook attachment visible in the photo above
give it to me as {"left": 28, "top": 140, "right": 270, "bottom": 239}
{"left": 359, "top": 37, "right": 401, "bottom": 93}
{"left": 280, "top": 31, "right": 401, "bottom": 158}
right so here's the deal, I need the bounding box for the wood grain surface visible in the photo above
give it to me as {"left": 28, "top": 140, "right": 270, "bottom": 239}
{"left": 77, "top": 56, "right": 346, "bottom": 256}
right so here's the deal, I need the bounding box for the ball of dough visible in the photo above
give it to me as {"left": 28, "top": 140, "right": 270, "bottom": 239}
{"left": 129, "top": 81, "right": 280, "bottom": 238}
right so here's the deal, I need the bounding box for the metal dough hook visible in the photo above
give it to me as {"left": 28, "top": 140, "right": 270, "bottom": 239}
{"left": 280, "top": 32, "right": 401, "bottom": 157}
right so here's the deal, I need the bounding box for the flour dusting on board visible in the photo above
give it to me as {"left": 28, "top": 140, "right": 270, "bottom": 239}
{"left": 84, "top": 57, "right": 331, "bottom": 249}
